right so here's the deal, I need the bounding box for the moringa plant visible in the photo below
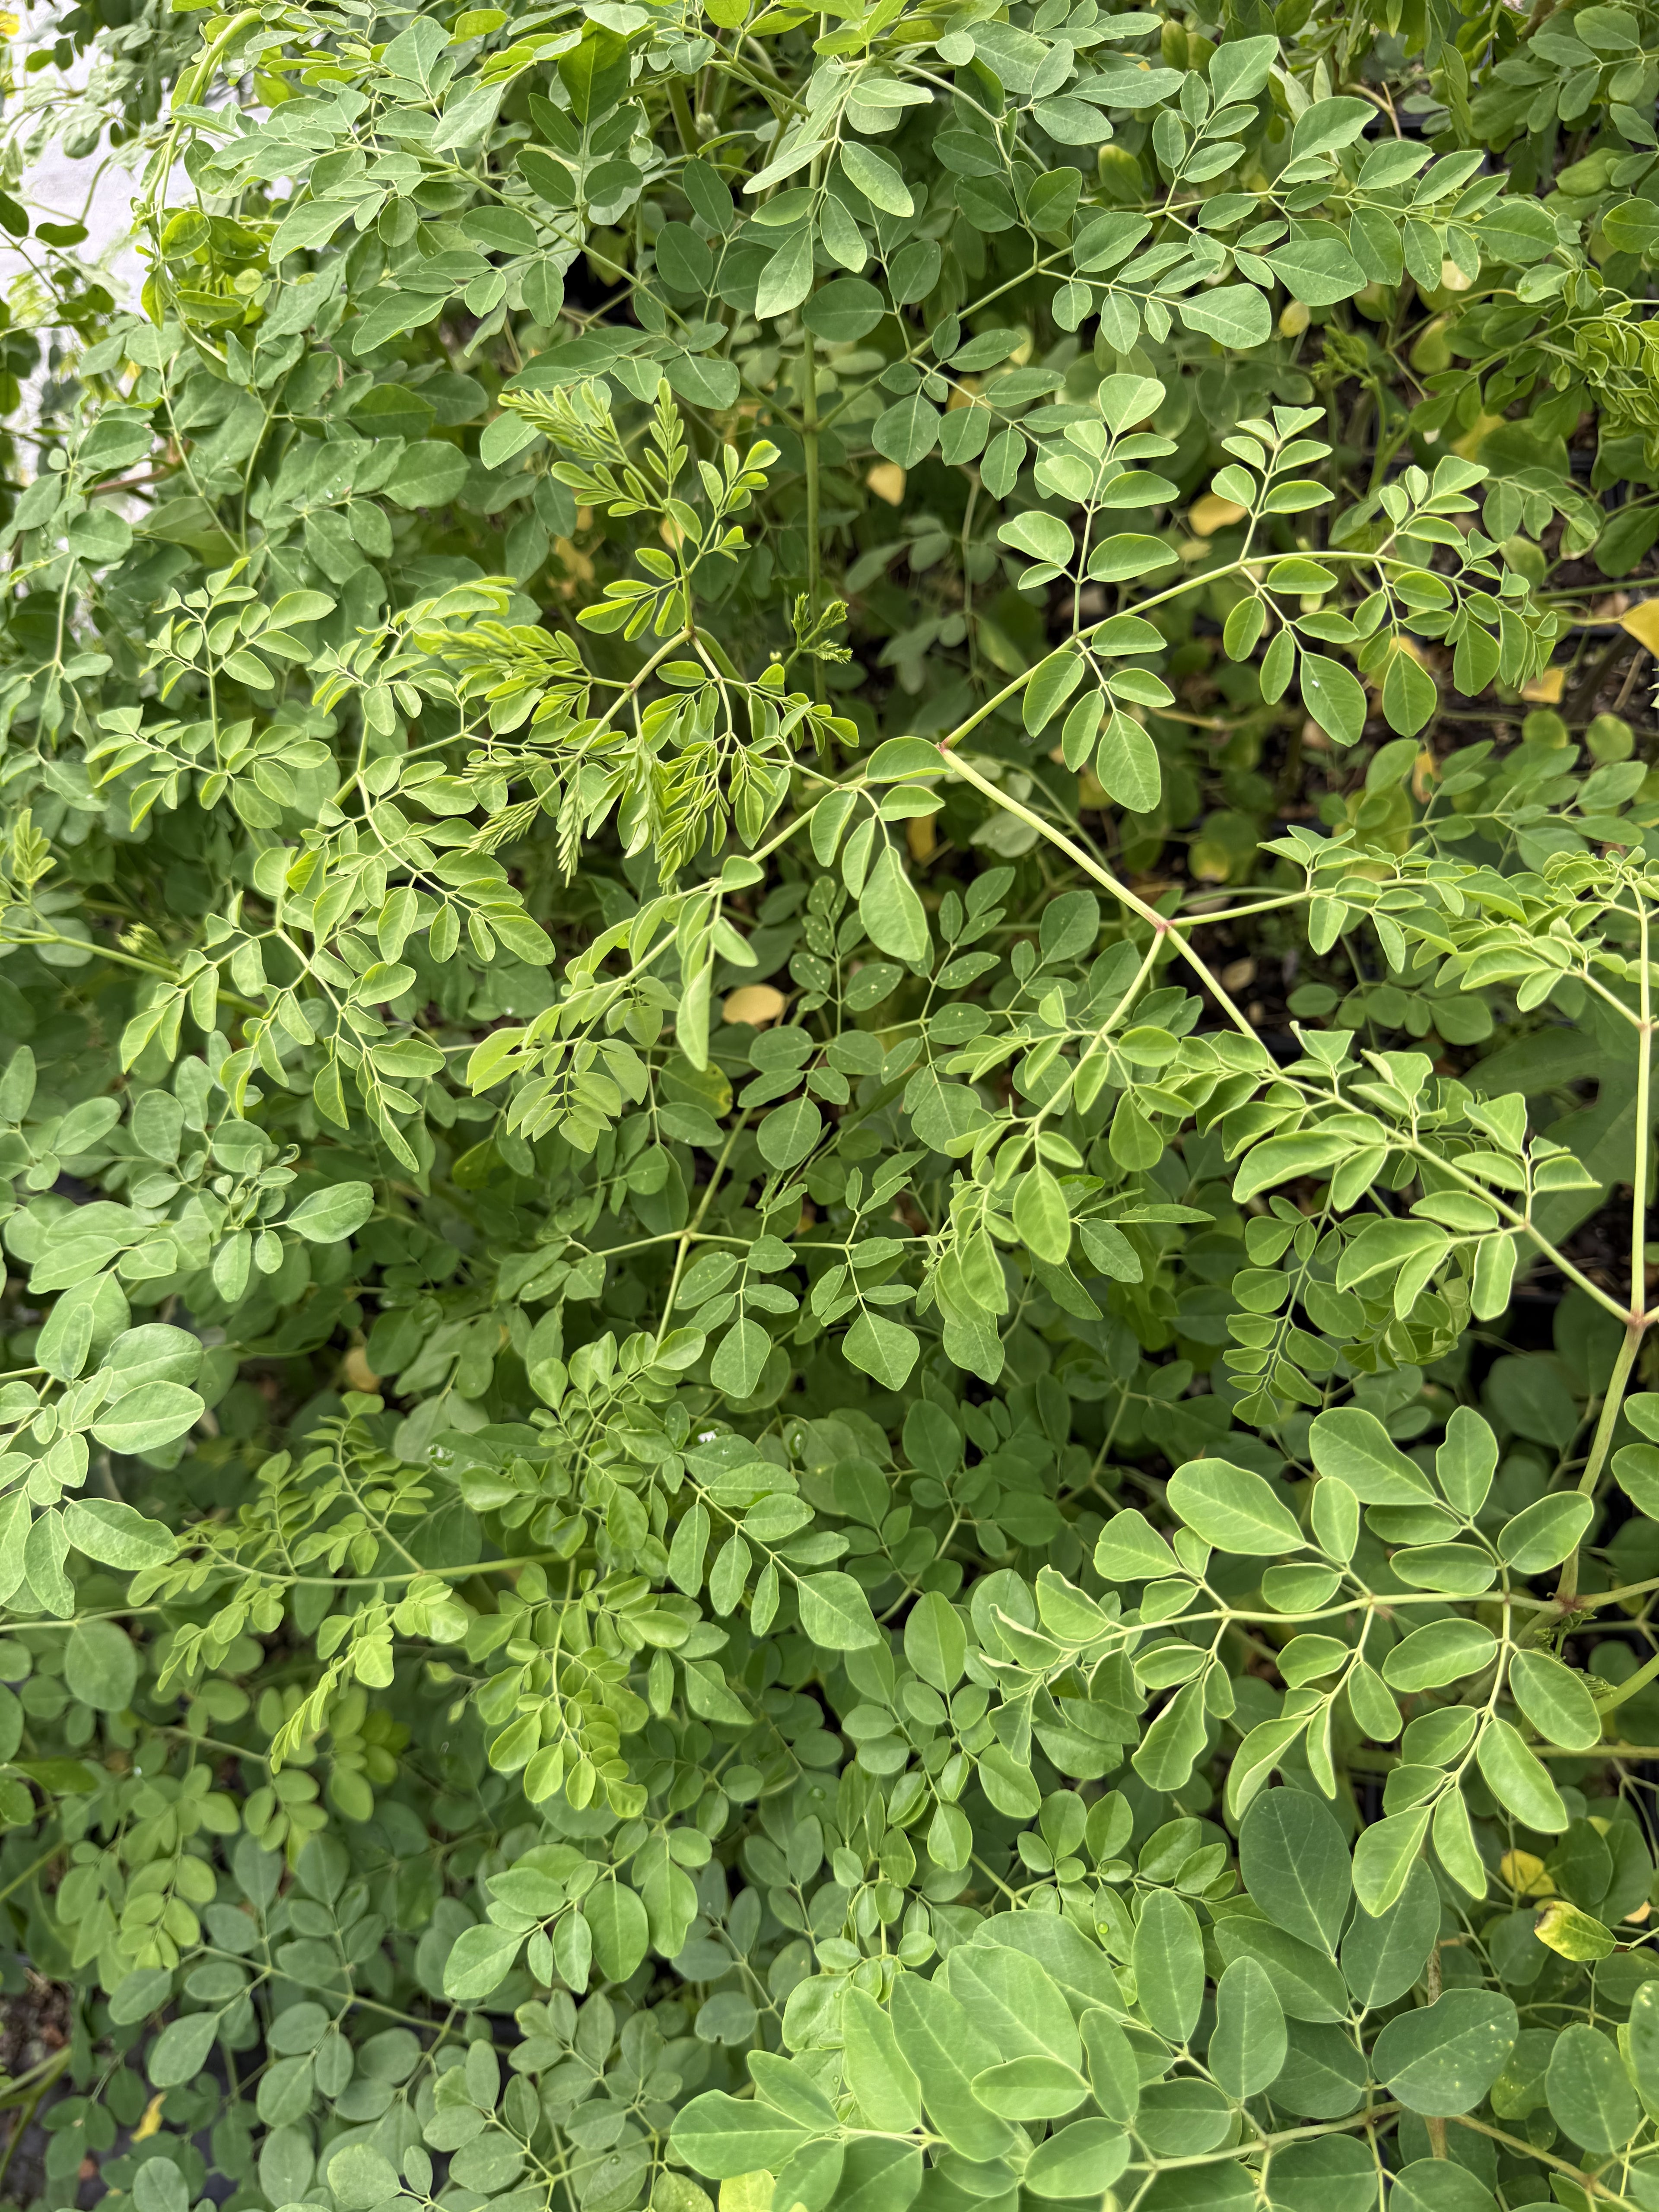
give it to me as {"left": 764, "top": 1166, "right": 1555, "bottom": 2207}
{"left": 6, "top": 0, "right": 1659, "bottom": 2208}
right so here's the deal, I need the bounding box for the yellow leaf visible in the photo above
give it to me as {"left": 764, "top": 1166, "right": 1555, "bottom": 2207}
{"left": 1534, "top": 1897, "right": 1616, "bottom": 1960}
{"left": 1499, "top": 1848, "right": 1554, "bottom": 1899}
{"left": 133, "top": 2093, "right": 167, "bottom": 2142}
{"left": 1450, "top": 411, "right": 1504, "bottom": 461}
{"left": 721, "top": 985, "right": 787, "bottom": 1027}
{"left": 341, "top": 1345, "right": 380, "bottom": 1393}
{"left": 866, "top": 464, "right": 906, "bottom": 506}
{"left": 1621, "top": 600, "right": 1659, "bottom": 655}
{"left": 721, "top": 2176, "right": 775, "bottom": 2212}
{"left": 1520, "top": 666, "right": 1565, "bottom": 704}
{"left": 1189, "top": 494, "right": 1247, "bottom": 536}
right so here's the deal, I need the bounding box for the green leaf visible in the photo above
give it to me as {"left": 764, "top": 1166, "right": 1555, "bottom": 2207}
{"left": 1130, "top": 1890, "right": 1204, "bottom": 2044}
{"left": 91, "top": 1380, "right": 204, "bottom": 1454}
{"left": 1299, "top": 652, "right": 1368, "bottom": 746}
{"left": 1176, "top": 284, "right": 1271, "bottom": 346}
{"left": 383, "top": 442, "right": 470, "bottom": 509}
{"left": 328, "top": 2146, "right": 404, "bottom": 2212}
{"left": 1023, "top": 2119, "right": 1130, "bottom": 2200}
{"left": 1382, "top": 649, "right": 1439, "bottom": 736}
{"left": 1240, "top": 1789, "right": 1351, "bottom": 1953}
{"left": 1266, "top": 236, "right": 1366, "bottom": 305}
{"left": 758, "top": 1096, "right": 823, "bottom": 1171}
{"left": 1390, "top": 2163, "right": 1497, "bottom": 2212}
{"left": 842, "top": 1988, "right": 921, "bottom": 2130}
{"left": 64, "top": 1618, "right": 137, "bottom": 1711}
{"left": 442, "top": 1923, "right": 525, "bottom": 2002}
{"left": 557, "top": 24, "right": 631, "bottom": 121}
{"left": 1094, "top": 710, "right": 1160, "bottom": 810}
{"left": 1372, "top": 1991, "right": 1518, "bottom": 2115}
{"left": 865, "top": 737, "right": 941, "bottom": 782}
{"left": 1475, "top": 1718, "right": 1568, "bottom": 1833}
{"left": 1436, "top": 1406, "right": 1498, "bottom": 1516}
{"left": 796, "top": 1571, "right": 880, "bottom": 1649}
{"left": 1352, "top": 1808, "right": 1430, "bottom": 1917}
{"left": 1226, "top": 1714, "right": 1306, "bottom": 1822}
{"left": 947, "top": 1944, "right": 1079, "bottom": 2068}
{"left": 1095, "top": 1507, "right": 1179, "bottom": 1581}
{"left": 905, "top": 1590, "right": 966, "bottom": 1691}
{"left": 673, "top": 2096, "right": 813, "bottom": 2180}
{"left": 970, "top": 2056, "right": 1088, "bottom": 2119}
{"left": 1340, "top": 1860, "right": 1440, "bottom": 2009}
{"left": 1209, "top": 1956, "right": 1286, "bottom": 2099}
{"left": 286, "top": 1180, "right": 375, "bottom": 1242}
{"left": 1166, "top": 1457, "right": 1303, "bottom": 1554}
{"left": 1080, "top": 2010, "right": 1139, "bottom": 2124}
{"left": 148, "top": 2009, "right": 219, "bottom": 2088}
{"left": 1213, "top": 1919, "right": 1348, "bottom": 2024}
{"left": 823, "top": 2136, "right": 919, "bottom": 2212}
{"left": 1132, "top": 1677, "right": 1208, "bottom": 1792}
{"left": 1273, "top": 2018, "right": 1367, "bottom": 2119}
{"left": 756, "top": 230, "right": 815, "bottom": 319}
{"left": 584, "top": 1882, "right": 649, "bottom": 1980}
{"left": 1382, "top": 1620, "right": 1497, "bottom": 1693}
{"left": 1308, "top": 1407, "right": 1436, "bottom": 1504}
{"left": 1431, "top": 1786, "right": 1487, "bottom": 1903}
{"left": 872, "top": 394, "right": 941, "bottom": 467}
{"left": 1232, "top": 1130, "right": 1352, "bottom": 1203}
{"left": 751, "top": 2052, "right": 839, "bottom": 2133}
{"left": 1087, "top": 534, "right": 1177, "bottom": 582}
{"left": 1000, "top": 512, "right": 1074, "bottom": 566}
{"left": 804, "top": 278, "right": 885, "bottom": 340}
{"left": 978, "top": 1741, "right": 1043, "bottom": 1818}
{"left": 1291, "top": 95, "right": 1374, "bottom": 156}
{"left": 859, "top": 845, "right": 930, "bottom": 963}
{"left": 843, "top": 1311, "right": 919, "bottom": 1389}
{"left": 1011, "top": 1165, "right": 1070, "bottom": 1264}
{"left": 889, "top": 1974, "right": 1021, "bottom": 2162}
{"left": 711, "top": 1317, "right": 770, "bottom": 1396}
{"left": 840, "top": 141, "right": 913, "bottom": 216}
{"left": 1627, "top": 1980, "right": 1659, "bottom": 2108}
{"left": 1497, "top": 1493, "right": 1594, "bottom": 1574}
{"left": 1544, "top": 2024, "right": 1640, "bottom": 2154}
{"left": 1023, "top": 649, "right": 1084, "bottom": 735}
{"left": 24, "top": 1511, "right": 73, "bottom": 1618}
{"left": 62, "top": 1497, "right": 174, "bottom": 1568}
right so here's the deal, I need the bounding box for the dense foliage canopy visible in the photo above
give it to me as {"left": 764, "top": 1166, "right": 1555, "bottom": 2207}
{"left": 10, "top": 0, "right": 1659, "bottom": 2208}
